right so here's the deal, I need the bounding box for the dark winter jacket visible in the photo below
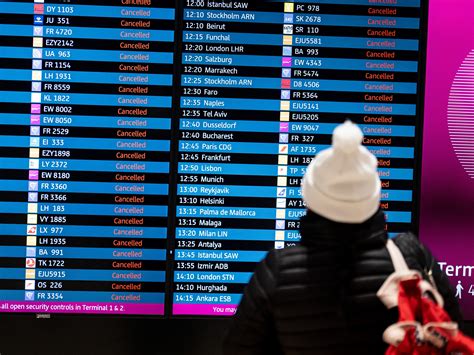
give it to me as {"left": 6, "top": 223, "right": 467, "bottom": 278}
{"left": 223, "top": 209, "right": 462, "bottom": 355}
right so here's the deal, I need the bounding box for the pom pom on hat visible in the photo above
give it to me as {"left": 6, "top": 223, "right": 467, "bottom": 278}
{"left": 301, "top": 121, "right": 381, "bottom": 223}
{"left": 333, "top": 121, "right": 363, "bottom": 154}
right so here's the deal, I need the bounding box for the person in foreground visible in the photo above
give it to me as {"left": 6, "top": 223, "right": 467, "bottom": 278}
{"left": 222, "top": 121, "right": 462, "bottom": 355}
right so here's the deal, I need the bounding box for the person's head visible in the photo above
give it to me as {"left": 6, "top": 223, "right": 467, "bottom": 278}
{"left": 301, "top": 121, "right": 381, "bottom": 224}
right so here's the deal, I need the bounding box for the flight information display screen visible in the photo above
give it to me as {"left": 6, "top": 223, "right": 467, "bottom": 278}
{"left": 0, "top": 0, "right": 426, "bottom": 317}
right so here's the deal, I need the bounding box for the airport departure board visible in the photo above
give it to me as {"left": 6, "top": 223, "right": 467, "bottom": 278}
{"left": 0, "top": 0, "right": 427, "bottom": 317}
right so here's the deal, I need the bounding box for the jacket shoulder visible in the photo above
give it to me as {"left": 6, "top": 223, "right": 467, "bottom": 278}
{"left": 273, "top": 244, "right": 335, "bottom": 267}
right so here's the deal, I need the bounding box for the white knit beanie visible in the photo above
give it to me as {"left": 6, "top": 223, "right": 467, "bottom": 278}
{"left": 301, "top": 121, "right": 381, "bottom": 223}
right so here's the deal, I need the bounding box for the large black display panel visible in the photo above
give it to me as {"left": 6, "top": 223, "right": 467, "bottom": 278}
{"left": 172, "top": 0, "right": 423, "bottom": 316}
{"left": 0, "top": 0, "right": 175, "bottom": 315}
{"left": 0, "top": 0, "right": 426, "bottom": 317}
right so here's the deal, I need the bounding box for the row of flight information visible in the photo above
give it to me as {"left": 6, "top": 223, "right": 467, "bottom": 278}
{"left": 0, "top": 0, "right": 426, "bottom": 317}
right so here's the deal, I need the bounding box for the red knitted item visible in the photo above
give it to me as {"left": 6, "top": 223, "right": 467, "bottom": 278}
{"left": 385, "top": 276, "right": 474, "bottom": 355}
